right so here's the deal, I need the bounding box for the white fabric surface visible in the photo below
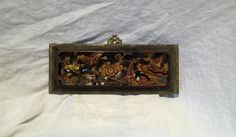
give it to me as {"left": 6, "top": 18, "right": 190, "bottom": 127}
{"left": 0, "top": 0, "right": 236, "bottom": 137}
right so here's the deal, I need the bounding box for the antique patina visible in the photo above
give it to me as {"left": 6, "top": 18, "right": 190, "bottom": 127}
{"left": 49, "top": 35, "right": 179, "bottom": 97}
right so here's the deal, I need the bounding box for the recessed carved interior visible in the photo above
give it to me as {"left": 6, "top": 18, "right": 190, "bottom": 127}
{"left": 58, "top": 51, "right": 169, "bottom": 87}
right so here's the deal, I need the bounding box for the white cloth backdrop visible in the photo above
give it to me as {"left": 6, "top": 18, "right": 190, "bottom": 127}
{"left": 0, "top": 0, "right": 235, "bottom": 137}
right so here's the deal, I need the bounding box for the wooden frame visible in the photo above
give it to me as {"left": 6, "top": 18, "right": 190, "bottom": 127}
{"left": 49, "top": 36, "right": 179, "bottom": 97}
